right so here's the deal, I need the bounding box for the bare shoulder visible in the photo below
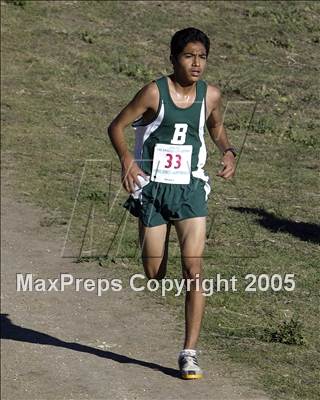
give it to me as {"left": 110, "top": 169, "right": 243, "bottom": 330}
{"left": 135, "top": 81, "right": 159, "bottom": 111}
{"left": 205, "top": 84, "right": 224, "bottom": 127}
{"left": 206, "top": 84, "right": 222, "bottom": 109}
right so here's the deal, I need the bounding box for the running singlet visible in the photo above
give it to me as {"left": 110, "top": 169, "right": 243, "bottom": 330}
{"left": 132, "top": 76, "right": 209, "bottom": 185}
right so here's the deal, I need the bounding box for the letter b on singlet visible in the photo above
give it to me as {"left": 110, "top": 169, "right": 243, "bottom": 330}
{"left": 171, "top": 123, "right": 188, "bottom": 144}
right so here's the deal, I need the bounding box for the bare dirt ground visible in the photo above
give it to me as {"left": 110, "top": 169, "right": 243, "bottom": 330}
{"left": 1, "top": 170, "right": 270, "bottom": 400}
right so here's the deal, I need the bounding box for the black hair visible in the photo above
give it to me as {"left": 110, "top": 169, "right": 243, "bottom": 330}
{"left": 170, "top": 27, "right": 210, "bottom": 61}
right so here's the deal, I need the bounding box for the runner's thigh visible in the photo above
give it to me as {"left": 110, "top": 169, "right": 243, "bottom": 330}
{"left": 139, "top": 220, "right": 170, "bottom": 267}
{"left": 174, "top": 217, "right": 206, "bottom": 258}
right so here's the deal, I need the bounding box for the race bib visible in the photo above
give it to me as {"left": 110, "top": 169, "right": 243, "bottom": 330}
{"left": 151, "top": 143, "right": 192, "bottom": 184}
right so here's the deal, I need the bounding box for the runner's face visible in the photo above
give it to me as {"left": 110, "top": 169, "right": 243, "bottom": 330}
{"left": 173, "top": 41, "right": 207, "bottom": 82}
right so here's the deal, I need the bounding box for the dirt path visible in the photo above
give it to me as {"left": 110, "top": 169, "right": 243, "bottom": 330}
{"left": 1, "top": 178, "right": 270, "bottom": 399}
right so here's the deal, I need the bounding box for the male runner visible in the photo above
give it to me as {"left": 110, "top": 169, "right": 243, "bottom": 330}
{"left": 108, "top": 27, "right": 236, "bottom": 379}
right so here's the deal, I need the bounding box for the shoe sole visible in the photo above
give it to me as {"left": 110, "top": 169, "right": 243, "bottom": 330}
{"left": 180, "top": 372, "right": 203, "bottom": 380}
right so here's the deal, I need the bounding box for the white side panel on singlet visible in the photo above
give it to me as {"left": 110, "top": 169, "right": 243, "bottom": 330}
{"left": 192, "top": 98, "right": 211, "bottom": 200}
{"left": 192, "top": 99, "right": 208, "bottom": 182}
{"left": 133, "top": 101, "right": 165, "bottom": 164}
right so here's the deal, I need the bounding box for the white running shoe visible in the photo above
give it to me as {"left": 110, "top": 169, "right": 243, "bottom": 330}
{"left": 178, "top": 349, "right": 203, "bottom": 379}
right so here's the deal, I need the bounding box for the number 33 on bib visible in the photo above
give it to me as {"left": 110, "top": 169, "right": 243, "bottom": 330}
{"left": 151, "top": 124, "right": 192, "bottom": 185}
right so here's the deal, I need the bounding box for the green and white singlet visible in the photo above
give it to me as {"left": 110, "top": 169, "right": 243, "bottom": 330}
{"left": 124, "top": 76, "right": 211, "bottom": 227}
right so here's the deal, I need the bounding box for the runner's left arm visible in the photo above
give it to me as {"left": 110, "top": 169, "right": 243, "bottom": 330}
{"left": 206, "top": 85, "right": 236, "bottom": 180}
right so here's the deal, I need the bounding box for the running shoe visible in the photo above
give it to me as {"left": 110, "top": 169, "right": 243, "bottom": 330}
{"left": 178, "top": 349, "right": 203, "bottom": 379}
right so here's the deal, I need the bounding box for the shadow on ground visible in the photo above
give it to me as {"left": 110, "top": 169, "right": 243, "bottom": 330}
{"left": 230, "top": 207, "right": 320, "bottom": 244}
{"left": 0, "top": 314, "right": 180, "bottom": 379}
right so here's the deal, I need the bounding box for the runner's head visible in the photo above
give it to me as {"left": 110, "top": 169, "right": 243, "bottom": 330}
{"left": 170, "top": 28, "right": 210, "bottom": 62}
{"left": 170, "top": 28, "right": 210, "bottom": 82}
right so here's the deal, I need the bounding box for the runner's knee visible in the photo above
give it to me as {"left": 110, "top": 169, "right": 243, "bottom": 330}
{"left": 142, "top": 258, "right": 167, "bottom": 280}
{"left": 144, "top": 269, "right": 166, "bottom": 280}
{"left": 182, "top": 260, "right": 202, "bottom": 281}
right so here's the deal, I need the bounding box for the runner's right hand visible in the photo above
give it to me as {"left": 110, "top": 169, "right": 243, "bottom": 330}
{"left": 120, "top": 152, "right": 147, "bottom": 193}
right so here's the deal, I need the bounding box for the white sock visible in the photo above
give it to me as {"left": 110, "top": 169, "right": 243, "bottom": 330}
{"left": 180, "top": 349, "right": 196, "bottom": 355}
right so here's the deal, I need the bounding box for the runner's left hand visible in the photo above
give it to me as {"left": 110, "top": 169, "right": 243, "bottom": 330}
{"left": 216, "top": 153, "right": 236, "bottom": 180}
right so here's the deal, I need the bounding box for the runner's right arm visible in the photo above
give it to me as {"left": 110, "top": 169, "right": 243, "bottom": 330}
{"left": 107, "top": 82, "right": 159, "bottom": 193}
